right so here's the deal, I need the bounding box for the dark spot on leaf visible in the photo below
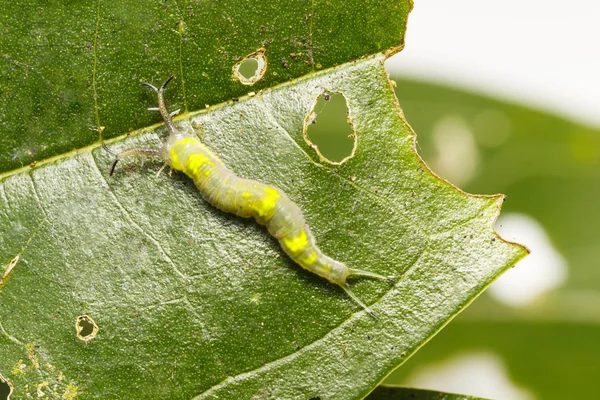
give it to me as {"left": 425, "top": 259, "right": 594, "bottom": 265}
{"left": 76, "top": 315, "right": 98, "bottom": 342}
{"left": 233, "top": 48, "right": 267, "bottom": 85}
{"left": 78, "top": 318, "right": 94, "bottom": 336}
{"left": 0, "top": 374, "right": 12, "bottom": 400}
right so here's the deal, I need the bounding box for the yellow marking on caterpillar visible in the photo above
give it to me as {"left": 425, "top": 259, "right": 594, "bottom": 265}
{"left": 299, "top": 250, "right": 318, "bottom": 265}
{"left": 103, "top": 76, "right": 394, "bottom": 319}
{"left": 283, "top": 229, "right": 309, "bottom": 253}
{"left": 322, "top": 263, "right": 333, "bottom": 273}
{"left": 187, "top": 153, "right": 210, "bottom": 172}
{"left": 170, "top": 137, "right": 202, "bottom": 170}
{"left": 255, "top": 187, "right": 280, "bottom": 217}
{"left": 177, "top": 137, "right": 201, "bottom": 147}
{"left": 170, "top": 149, "right": 182, "bottom": 170}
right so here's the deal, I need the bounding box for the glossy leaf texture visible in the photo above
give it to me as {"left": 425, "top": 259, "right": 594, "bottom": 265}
{"left": 0, "top": 0, "right": 411, "bottom": 172}
{"left": 0, "top": 1, "right": 527, "bottom": 399}
{"left": 0, "top": 55, "right": 526, "bottom": 400}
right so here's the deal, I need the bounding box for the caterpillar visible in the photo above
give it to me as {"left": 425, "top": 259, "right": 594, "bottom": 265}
{"left": 104, "top": 76, "right": 393, "bottom": 318}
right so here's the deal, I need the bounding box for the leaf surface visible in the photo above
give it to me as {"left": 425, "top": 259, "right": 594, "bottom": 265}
{"left": 0, "top": 0, "right": 410, "bottom": 172}
{"left": 366, "top": 385, "right": 486, "bottom": 400}
{"left": 0, "top": 1, "right": 526, "bottom": 399}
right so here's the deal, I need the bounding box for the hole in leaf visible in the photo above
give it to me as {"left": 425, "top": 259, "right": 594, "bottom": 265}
{"left": 233, "top": 48, "right": 267, "bottom": 85}
{"left": 0, "top": 374, "right": 12, "bottom": 400}
{"left": 238, "top": 58, "right": 259, "bottom": 79}
{"left": 78, "top": 318, "right": 94, "bottom": 336}
{"left": 76, "top": 315, "right": 99, "bottom": 342}
{"left": 309, "top": 397, "right": 321, "bottom": 400}
{"left": 305, "top": 91, "right": 356, "bottom": 164}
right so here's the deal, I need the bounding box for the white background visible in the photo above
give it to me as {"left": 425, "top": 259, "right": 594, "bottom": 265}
{"left": 386, "top": 0, "right": 600, "bottom": 127}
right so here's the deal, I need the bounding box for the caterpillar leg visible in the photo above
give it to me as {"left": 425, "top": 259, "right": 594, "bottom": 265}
{"left": 101, "top": 143, "right": 161, "bottom": 176}
{"left": 155, "top": 163, "right": 171, "bottom": 177}
{"left": 342, "top": 284, "right": 379, "bottom": 319}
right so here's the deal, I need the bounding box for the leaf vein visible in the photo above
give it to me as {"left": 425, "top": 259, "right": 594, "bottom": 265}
{"left": 309, "top": 0, "right": 315, "bottom": 71}
{"left": 192, "top": 244, "right": 427, "bottom": 399}
{"left": 92, "top": 0, "right": 102, "bottom": 139}
{"left": 0, "top": 320, "right": 25, "bottom": 348}
{"left": 260, "top": 101, "right": 428, "bottom": 236}
{"left": 175, "top": 0, "right": 188, "bottom": 111}
{"left": 28, "top": 172, "right": 49, "bottom": 220}
{"left": 89, "top": 153, "right": 187, "bottom": 281}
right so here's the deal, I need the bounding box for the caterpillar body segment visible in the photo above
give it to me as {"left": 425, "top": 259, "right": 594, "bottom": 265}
{"left": 170, "top": 138, "right": 353, "bottom": 287}
{"left": 105, "top": 76, "right": 392, "bottom": 318}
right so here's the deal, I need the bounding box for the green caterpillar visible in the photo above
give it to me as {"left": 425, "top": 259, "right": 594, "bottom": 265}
{"left": 105, "top": 76, "right": 393, "bottom": 318}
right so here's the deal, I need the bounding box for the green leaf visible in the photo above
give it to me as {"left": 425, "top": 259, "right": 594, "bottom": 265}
{"left": 0, "top": 1, "right": 527, "bottom": 399}
{"left": 366, "top": 385, "right": 487, "bottom": 400}
{"left": 0, "top": 0, "right": 411, "bottom": 173}
{"left": 382, "top": 78, "right": 600, "bottom": 400}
